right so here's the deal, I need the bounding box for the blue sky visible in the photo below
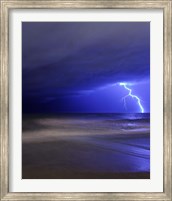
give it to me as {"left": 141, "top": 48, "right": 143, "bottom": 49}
{"left": 22, "top": 22, "right": 150, "bottom": 113}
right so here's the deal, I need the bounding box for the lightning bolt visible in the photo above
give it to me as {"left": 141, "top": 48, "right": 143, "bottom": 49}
{"left": 119, "top": 82, "right": 144, "bottom": 113}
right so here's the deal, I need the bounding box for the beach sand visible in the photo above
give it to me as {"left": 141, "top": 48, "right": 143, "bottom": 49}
{"left": 22, "top": 114, "right": 150, "bottom": 179}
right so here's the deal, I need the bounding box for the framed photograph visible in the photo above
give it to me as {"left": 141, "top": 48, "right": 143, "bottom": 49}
{"left": 0, "top": 0, "right": 171, "bottom": 200}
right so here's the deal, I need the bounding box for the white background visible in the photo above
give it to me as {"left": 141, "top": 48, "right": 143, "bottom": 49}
{"left": 9, "top": 9, "right": 163, "bottom": 192}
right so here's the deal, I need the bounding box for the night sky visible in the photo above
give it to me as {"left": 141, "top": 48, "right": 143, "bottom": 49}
{"left": 22, "top": 22, "right": 150, "bottom": 114}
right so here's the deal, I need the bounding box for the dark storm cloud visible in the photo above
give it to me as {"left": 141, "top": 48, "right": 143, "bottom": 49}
{"left": 22, "top": 22, "right": 150, "bottom": 96}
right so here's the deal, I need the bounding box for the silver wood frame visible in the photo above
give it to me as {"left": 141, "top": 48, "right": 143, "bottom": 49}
{"left": 0, "top": 1, "right": 171, "bottom": 200}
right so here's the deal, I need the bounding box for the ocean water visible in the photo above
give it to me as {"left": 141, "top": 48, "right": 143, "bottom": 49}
{"left": 22, "top": 113, "right": 150, "bottom": 179}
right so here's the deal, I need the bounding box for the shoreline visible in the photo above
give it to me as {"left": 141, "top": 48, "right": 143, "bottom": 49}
{"left": 22, "top": 114, "right": 150, "bottom": 179}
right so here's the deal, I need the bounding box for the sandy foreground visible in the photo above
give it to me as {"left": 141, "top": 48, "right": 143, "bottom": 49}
{"left": 22, "top": 115, "right": 150, "bottom": 179}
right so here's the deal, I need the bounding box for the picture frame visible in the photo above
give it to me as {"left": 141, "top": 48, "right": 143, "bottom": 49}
{"left": 0, "top": 0, "right": 171, "bottom": 200}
